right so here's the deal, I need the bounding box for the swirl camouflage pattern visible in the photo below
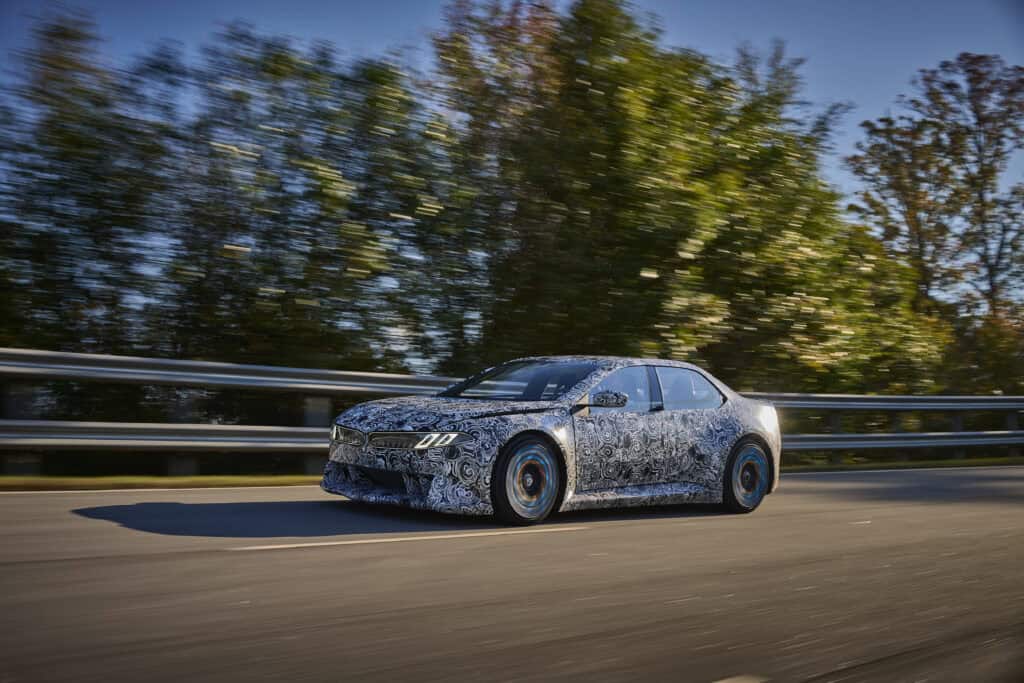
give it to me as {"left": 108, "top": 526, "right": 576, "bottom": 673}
{"left": 322, "top": 356, "right": 781, "bottom": 522}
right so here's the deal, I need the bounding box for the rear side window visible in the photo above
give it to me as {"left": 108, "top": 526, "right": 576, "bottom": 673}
{"left": 655, "top": 367, "right": 724, "bottom": 410}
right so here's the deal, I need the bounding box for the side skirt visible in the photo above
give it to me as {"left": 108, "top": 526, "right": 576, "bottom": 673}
{"left": 560, "top": 481, "right": 719, "bottom": 512}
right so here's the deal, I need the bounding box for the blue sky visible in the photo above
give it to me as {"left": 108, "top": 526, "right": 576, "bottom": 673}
{"left": 2, "top": 0, "right": 1022, "bottom": 192}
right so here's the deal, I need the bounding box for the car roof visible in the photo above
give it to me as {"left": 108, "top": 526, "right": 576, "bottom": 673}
{"left": 506, "top": 355, "right": 705, "bottom": 372}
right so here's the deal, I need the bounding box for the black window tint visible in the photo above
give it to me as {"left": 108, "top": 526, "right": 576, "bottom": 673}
{"left": 590, "top": 366, "right": 652, "bottom": 413}
{"left": 655, "top": 367, "right": 723, "bottom": 410}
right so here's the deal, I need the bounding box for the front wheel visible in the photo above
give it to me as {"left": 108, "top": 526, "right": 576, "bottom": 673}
{"left": 492, "top": 435, "right": 561, "bottom": 525}
{"left": 723, "top": 439, "right": 770, "bottom": 513}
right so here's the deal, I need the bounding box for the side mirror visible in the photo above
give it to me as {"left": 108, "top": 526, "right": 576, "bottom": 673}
{"left": 590, "top": 390, "right": 628, "bottom": 409}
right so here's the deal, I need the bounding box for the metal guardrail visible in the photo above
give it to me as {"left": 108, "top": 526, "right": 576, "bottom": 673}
{"left": 0, "top": 347, "right": 1021, "bottom": 455}
{"left": 746, "top": 392, "right": 1024, "bottom": 411}
{"left": 0, "top": 421, "right": 323, "bottom": 452}
{"left": 784, "top": 431, "right": 1024, "bottom": 451}
{"left": 0, "top": 347, "right": 453, "bottom": 396}
{"left": 1, "top": 420, "right": 1020, "bottom": 453}
{"left": 4, "top": 347, "right": 1023, "bottom": 409}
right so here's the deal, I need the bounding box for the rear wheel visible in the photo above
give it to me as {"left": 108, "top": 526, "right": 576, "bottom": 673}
{"left": 723, "top": 439, "right": 770, "bottom": 513}
{"left": 492, "top": 435, "right": 561, "bottom": 525}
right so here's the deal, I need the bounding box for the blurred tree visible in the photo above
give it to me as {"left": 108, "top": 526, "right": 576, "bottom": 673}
{"left": 474, "top": 0, "right": 692, "bottom": 361}
{"left": 949, "top": 314, "right": 1024, "bottom": 395}
{"left": 845, "top": 114, "right": 963, "bottom": 315}
{"left": 669, "top": 44, "right": 948, "bottom": 392}
{"left": 848, "top": 53, "right": 1024, "bottom": 318}
{"left": 420, "top": 0, "right": 562, "bottom": 373}
{"left": 426, "top": 0, "right": 946, "bottom": 392}
{"left": 0, "top": 2, "right": 994, "bottom": 401}
{"left": 0, "top": 15, "right": 443, "bottom": 426}
{"left": 137, "top": 25, "right": 430, "bottom": 371}
{"left": 0, "top": 13, "right": 167, "bottom": 353}
{"left": 848, "top": 53, "right": 1023, "bottom": 393}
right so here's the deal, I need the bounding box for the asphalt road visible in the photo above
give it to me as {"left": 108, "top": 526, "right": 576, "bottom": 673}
{"left": 2, "top": 467, "right": 1023, "bottom": 683}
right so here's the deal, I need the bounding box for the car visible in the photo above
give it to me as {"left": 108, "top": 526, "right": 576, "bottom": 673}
{"left": 322, "top": 356, "right": 781, "bottom": 524}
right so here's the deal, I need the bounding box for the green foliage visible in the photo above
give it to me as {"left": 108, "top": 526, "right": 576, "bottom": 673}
{"left": 1, "top": 14, "right": 168, "bottom": 353}
{"left": 848, "top": 54, "right": 1024, "bottom": 315}
{"left": 144, "top": 27, "right": 429, "bottom": 370}
{"left": 847, "top": 53, "right": 1023, "bottom": 393}
{"left": 0, "top": 1, "right": 1011, "bottom": 396}
{"left": 421, "top": 1, "right": 947, "bottom": 392}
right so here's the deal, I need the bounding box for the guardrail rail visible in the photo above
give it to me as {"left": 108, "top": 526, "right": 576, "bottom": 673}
{"left": 0, "top": 348, "right": 1020, "bottom": 474}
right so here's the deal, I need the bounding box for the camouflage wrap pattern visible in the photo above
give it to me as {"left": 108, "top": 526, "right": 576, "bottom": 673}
{"left": 322, "top": 356, "right": 781, "bottom": 516}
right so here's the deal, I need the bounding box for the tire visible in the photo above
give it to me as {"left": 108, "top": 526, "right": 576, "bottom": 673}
{"left": 491, "top": 434, "right": 562, "bottom": 525}
{"left": 722, "top": 439, "right": 771, "bottom": 513}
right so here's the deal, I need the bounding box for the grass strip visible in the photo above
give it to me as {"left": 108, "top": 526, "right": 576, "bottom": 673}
{"left": 784, "top": 456, "right": 1024, "bottom": 472}
{"left": 0, "top": 475, "right": 322, "bottom": 491}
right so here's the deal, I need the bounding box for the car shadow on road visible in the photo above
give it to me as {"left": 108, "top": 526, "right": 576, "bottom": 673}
{"left": 72, "top": 500, "right": 494, "bottom": 538}
{"left": 71, "top": 499, "right": 726, "bottom": 539}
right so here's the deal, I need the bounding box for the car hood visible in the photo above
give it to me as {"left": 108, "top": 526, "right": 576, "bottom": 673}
{"left": 335, "top": 395, "right": 563, "bottom": 433}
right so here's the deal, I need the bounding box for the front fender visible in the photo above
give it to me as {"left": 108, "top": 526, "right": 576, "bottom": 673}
{"left": 440, "top": 410, "right": 577, "bottom": 509}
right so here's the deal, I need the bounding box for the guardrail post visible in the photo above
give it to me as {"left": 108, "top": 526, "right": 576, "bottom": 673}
{"left": 1009, "top": 412, "right": 1020, "bottom": 458}
{"left": 2, "top": 383, "right": 38, "bottom": 419}
{"left": 951, "top": 413, "right": 965, "bottom": 459}
{"left": 1, "top": 383, "right": 43, "bottom": 474}
{"left": 171, "top": 392, "right": 198, "bottom": 422}
{"left": 890, "top": 412, "right": 908, "bottom": 461}
{"left": 303, "top": 397, "right": 331, "bottom": 475}
{"left": 167, "top": 455, "right": 199, "bottom": 476}
{"left": 167, "top": 391, "right": 200, "bottom": 475}
{"left": 828, "top": 412, "right": 843, "bottom": 464}
{"left": 2, "top": 453, "right": 42, "bottom": 475}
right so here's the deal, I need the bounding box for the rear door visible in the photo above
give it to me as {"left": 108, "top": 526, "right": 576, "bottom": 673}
{"left": 647, "top": 366, "right": 727, "bottom": 484}
{"left": 573, "top": 366, "right": 663, "bottom": 491}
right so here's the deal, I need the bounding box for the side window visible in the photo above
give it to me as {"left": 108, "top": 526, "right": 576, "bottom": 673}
{"left": 590, "top": 366, "right": 652, "bottom": 414}
{"left": 655, "top": 367, "right": 724, "bottom": 411}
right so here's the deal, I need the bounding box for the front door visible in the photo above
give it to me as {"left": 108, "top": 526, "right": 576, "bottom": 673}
{"left": 573, "top": 366, "right": 662, "bottom": 491}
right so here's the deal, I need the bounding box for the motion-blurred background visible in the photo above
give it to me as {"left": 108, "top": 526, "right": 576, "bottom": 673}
{"left": 0, "top": 0, "right": 1021, "bottom": 474}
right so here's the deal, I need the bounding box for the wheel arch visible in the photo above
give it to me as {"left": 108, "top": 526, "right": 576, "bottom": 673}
{"left": 497, "top": 429, "right": 570, "bottom": 513}
{"left": 732, "top": 432, "right": 777, "bottom": 494}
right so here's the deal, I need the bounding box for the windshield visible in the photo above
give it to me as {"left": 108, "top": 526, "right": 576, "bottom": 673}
{"left": 439, "top": 361, "right": 598, "bottom": 401}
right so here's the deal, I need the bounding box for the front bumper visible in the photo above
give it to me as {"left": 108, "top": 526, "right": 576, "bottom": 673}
{"left": 320, "top": 439, "right": 494, "bottom": 515}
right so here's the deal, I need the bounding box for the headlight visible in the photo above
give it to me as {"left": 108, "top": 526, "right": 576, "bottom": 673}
{"left": 331, "top": 424, "right": 365, "bottom": 446}
{"left": 413, "top": 432, "right": 473, "bottom": 449}
{"left": 366, "top": 432, "right": 474, "bottom": 450}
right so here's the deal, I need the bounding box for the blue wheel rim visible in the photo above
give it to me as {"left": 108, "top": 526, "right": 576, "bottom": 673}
{"left": 505, "top": 441, "right": 558, "bottom": 520}
{"left": 732, "top": 444, "right": 768, "bottom": 509}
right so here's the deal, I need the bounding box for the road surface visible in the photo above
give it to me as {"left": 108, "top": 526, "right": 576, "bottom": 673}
{"left": 2, "top": 467, "right": 1023, "bottom": 682}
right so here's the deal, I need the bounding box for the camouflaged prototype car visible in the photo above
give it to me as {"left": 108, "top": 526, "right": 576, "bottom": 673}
{"left": 322, "top": 356, "right": 781, "bottom": 524}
